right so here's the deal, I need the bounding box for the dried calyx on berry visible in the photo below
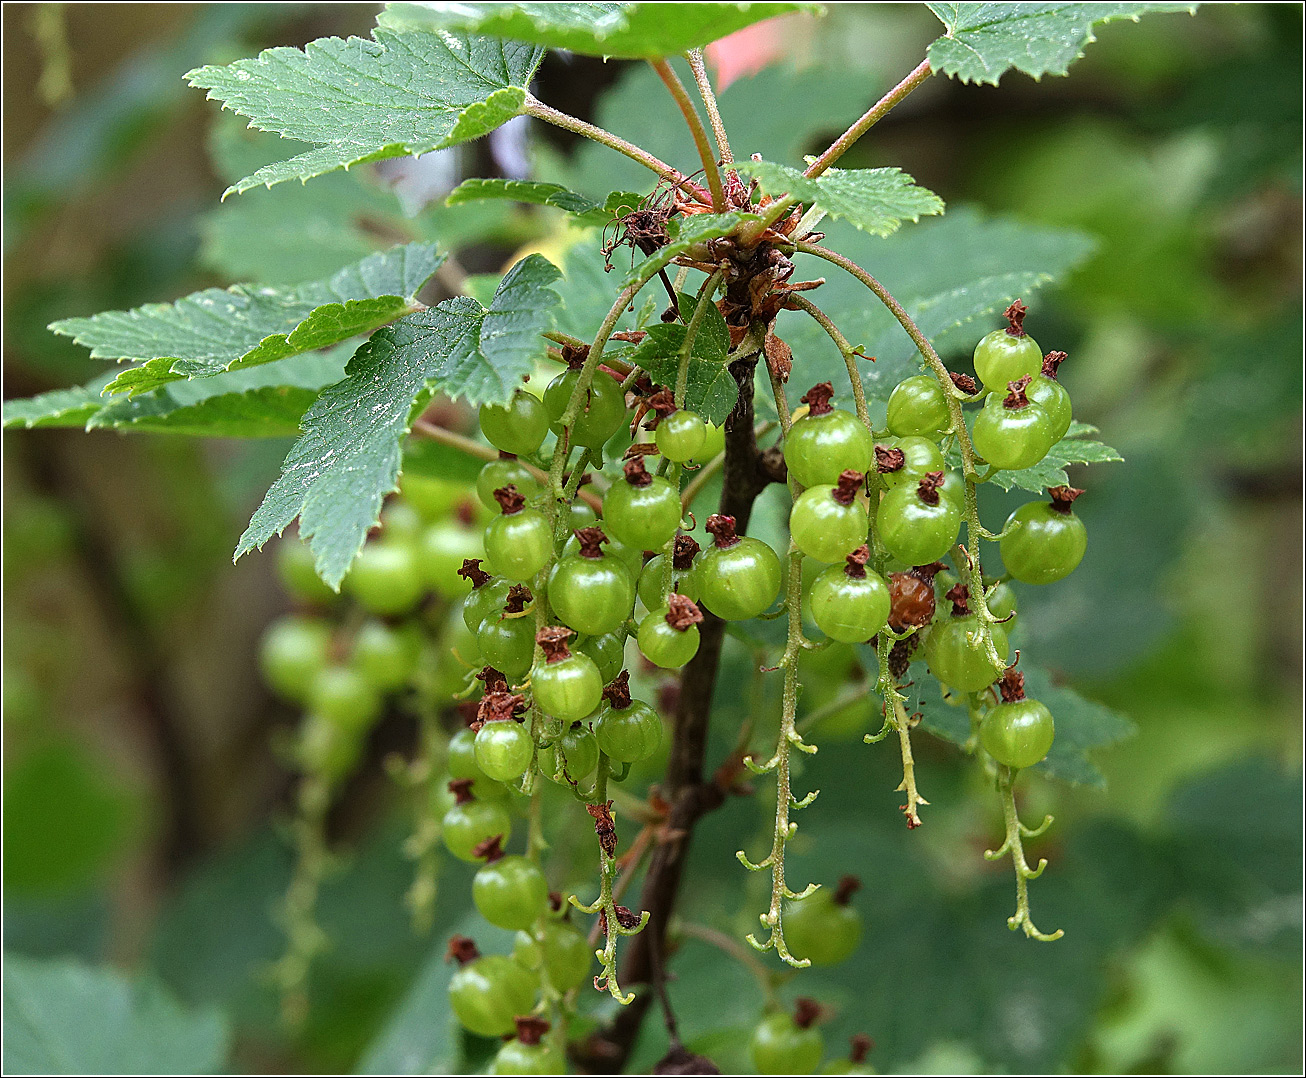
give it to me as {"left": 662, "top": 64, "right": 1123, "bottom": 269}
{"left": 800, "top": 381, "right": 835, "bottom": 416}
{"left": 664, "top": 593, "right": 704, "bottom": 632}
{"left": 875, "top": 444, "right": 906, "bottom": 474}
{"left": 916, "top": 471, "right": 945, "bottom": 506}
{"left": 457, "top": 558, "right": 492, "bottom": 589}
{"left": 504, "top": 584, "right": 533, "bottom": 614}
{"left": 622, "top": 457, "right": 655, "bottom": 487}
{"left": 573, "top": 526, "right": 610, "bottom": 559}
{"left": 644, "top": 386, "right": 678, "bottom": 428}
{"left": 672, "top": 534, "right": 700, "bottom": 570}
{"left": 476, "top": 690, "right": 526, "bottom": 728}
{"left": 513, "top": 1016, "right": 551, "bottom": 1047}
{"left": 831, "top": 469, "right": 864, "bottom": 505}
{"left": 476, "top": 666, "right": 509, "bottom": 694}
{"left": 849, "top": 1034, "right": 874, "bottom": 1066}
{"left": 950, "top": 371, "right": 978, "bottom": 395}
{"left": 705, "top": 513, "right": 742, "bottom": 549}
{"left": 602, "top": 669, "right": 633, "bottom": 710}
{"left": 1003, "top": 299, "right": 1029, "bottom": 338}
{"left": 945, "top": 582, "right": 970, "bottom": 616}
{"left": 844, "top": 544, "right": 871, "bottom": 579}
{"left": 1047, "top": 485, "right": 1084, "bottom": 514}
{"left": 793, "top": 997, "right": 824, "bottom": 1030}
{"left": 1042, "top": 350, "right": 1068, "bottom": 380}
{"left": 446, "top": 934, "right": 480, "bottom": 966}
{"left": 998, "top": 665, "right": 1026, "bottom": 702}
{"left": 448, "top": 777, "right": 477, "bottom": 804}
{"left": 1002, "top": 375, "right": 1033, "bottom": 410}
{"left": 471, "top": 833, "right": 506, "bottom": 863}
{"left": 535, "top": 626, "right": 575, "bottom": 664}
{"left": 493, "top": 484, "right": 527, "bottom": 514}
{"left": 833, "top": 875, "right": 862, "bottom": 906}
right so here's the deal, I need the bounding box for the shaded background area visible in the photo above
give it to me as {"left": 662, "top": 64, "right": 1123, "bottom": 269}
{"left": 3, "top": 3, "right": 1301, "bottom": 1074}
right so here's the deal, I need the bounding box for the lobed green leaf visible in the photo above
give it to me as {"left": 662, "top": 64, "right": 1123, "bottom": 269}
{"left": 926, "top": 2, "right": 1199, "bottom": 86}
{"left": 984, "top": 421, "right": 1125, "bottom": 493}
{"left": 236, "top": 255, "right": 561, "bottom": 587}
{"left": 735, "top": 160, "right": 944, "bottom": 237}
{"left": 378, "top": 2, "right": 815, "bottom": 61}
{"left": 186, "top": 29, "right": 543, "bottom": 196}
{"left": 2, "top": 954, "right": 230, "bottom": 1075}
{"left": 627, "top": 294, "right": 738, "bottom": 425}
{"left": 49, "top": 243, "right": 444, "bottom": 396}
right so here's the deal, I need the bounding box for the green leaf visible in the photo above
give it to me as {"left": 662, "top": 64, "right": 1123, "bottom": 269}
{"left": 984, "top": 421, "right": 1125, "bottom": 493}
{"left": 186, "top": 30, "right": 544, "bottom": 196}
{"left": 912, "top": 662, "right": 1136, "bottom": 787}
{"left": 621, "top": 211, "right": 759, "bottom": 289}
{"left": 237, "top": 256, "right": 561, "bottom": 587}
{"left": 628, "top": 299, "right": 738, "bottom": 425}
{"left": 2, "top": 954, "right": 229, "bottom": 1075}
{"left": 378, "top": 2, "right": 813, "bottom": 61}
{"left": 50, "top": 243, "right": 444, "bottom": 396}
{"left": 926, "top": 3, "right": 1199, "bottom": 86}
{"left": 445, "top": 178, "right": 641, "bottom": 227}
{"left": 2, "top": 383, "right": 109, "bottom": 430}
{"left": 734, "top": 161, "right": 944, "bottom": 237}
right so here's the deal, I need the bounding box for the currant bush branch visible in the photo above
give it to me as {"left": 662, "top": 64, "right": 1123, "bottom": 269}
{"left": 650, "top": 58, "right": 725, "bottom": 210}
{"left": 685, "top": 49, "right": 733, "bottom": 168}
{"left": 985, "top": 765, "right": 1064, "bottom": 942}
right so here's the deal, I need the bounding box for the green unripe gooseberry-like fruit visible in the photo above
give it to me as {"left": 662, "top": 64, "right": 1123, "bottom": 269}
{"left": 602, "top": 459, "right": 682, "bottom": 552}
{"left": 476, "top": 458, "right": 542, "bottom": 511}
{"left": 875, "top": 436, "right": 946, "bottom": 491}
{"left": 490, "top": 1039, "right": 566, "bottom": 1076}
{"left": 544, "top": 367, "right": 627, "bottom": 448}
{"left": 472, "top": 853, "right": 549, "bottom": 930}
{"left": 924, "top": 613, "right": 1010, "bottom": 693}
{"left": 789, "top": 471, "right": 869, "bottom": 564}
{"left": 479, "top": 390, "right": 550, "bottom": 457}
{"left": 442, "top": 797, "right": 512, "bottom": 862}
{"left": 784, "top": 383, "right": 874, "bottom": 488}
{"left": 539, "top": 921, "right": 593, "bottom": 990}
{"left": 276, "top": 538, "right": 336, "bottom": 605}
{"left": 459, "top": 561, "right": 511, "bottom": 634}
{"left": 999, "top": 486, "right": 1087, "bottom": 585}
{"left": 637, "top": 595, "right": 703, "bottom": 669}
{"left": 531, "top": 629, "right": 603, "bottom": 721}
{"left": 549, "top": 528, "right": 636, "bottom": 637}
{"left": 809, "top": 547, "right": 890, "bottom": 643}
{"left": 309, "top": 665, "right": 383, "bottom": 732}
{"left": 259, "top": 615, "right": 332, "bottom": 703}
{"left": 751, "top": 1007, "right": 824, "bottom": 1075}
{"left": 637, "top": 534, "right": 701, "bottom": 610}
{"left": 886, "top": 374, "right": 951, "bottom": 438}
{"left": 475, "top": 720, "right": 535, "bottom": 781}
{"left": 982, "top": 696, "right": 1055, "bottom": 770}
{"left": 537, "top": 721, "right": 599, "bottom": 784}
{"left": 655, "top": 408, "right": 708, "bottom": 462}
{"left": 345, "top": 540, "right": 424, "bottom": 616}
{"left": 483, "top": 487, "right": 552, "bottom": 582}
{"left": 876, "top": 473, "right": 963, "bottom": 567}
{"left": 1025, "top": 373, "right": 1072, "bottom": 442}
{"left": 973, "top": 301, "right": 1042, "bottom": 390}
{"left": 784, "top": 878, "right": 864, "bottom": 966}
{"left": 352, "top": 619, "right": 421, "bottom": 691}
{"left": 448, "top": 952, "right": 537, "bottom": 1037}
{"left": 477, "top": 589, "right": 537, "bottom": 679}
{"left": 596, "top": 674, "right": 661, "bottom": 762}
{"left": 697, "top": 515, "right": 782, "bottom": 621}
{"left": 971, "top": 378, "right": 1056, "bottom": 472}
{"left": 576, "top": 632, "right": 625, "bottom": 684}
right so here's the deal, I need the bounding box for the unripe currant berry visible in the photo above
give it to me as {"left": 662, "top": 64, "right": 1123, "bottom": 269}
{"left": 784, "top": 876, "right": 863, "bottom": 966}
{"left": 476, "top": 456, "right": 542, "bottom": 511}
{"left": 972, "top": 375, "right": 1057, "bottom": 472}
{"left": 595, "top": 671, "right": 662, "bottom": 763}
{"left": 783, "top": 383, "right": 873, "bottom": 488}
{"left": 809, "top": 546, "right": 890, "bottom": 643}
{"left": 646, "top": 388, "right": 709, "bottom": 463}
{"left": 923, "top": 587, "right": 1010, "bottom": 693}
{"left": 637, "top": 593, "right": 704, "bottom": 668}
{"left": 877, "top": 472, "right": 962, "bottom": 567}
{"left": 530, "top": 627, "right": 603, "bottom": 722}
{"left": 549, "top": 527, "right": 636, "bottom": 637}
{"left": 886, "top": 374, "right": 951, "bottom": 438}
{"left": 790, "top": 470, "right": 869, "bottom": 564}
{"left": 477, "top": 584, "right": 537, "bottom": 679}
{"left": 981, "top": 668, "right": 1055, "bottom": 769}
{"left": 483, "top": 485, "right": 551, "bottom": 582}
{"left": 874, "top": 437, "right": 946, "bottom": 491}
{"left": 751, "top": 999, "right": 824, "bottom": 1075}
{"left": 345, "top": 539, "right": 424, "bottom": 616}
{"left": 544, "top": 366, "right": 627, "bottom": 448}
{"left": 1000, "top": 485, "right": 1087, "bottom": 584}
{"left": 472, "top": 840, "right": 549, "bottom": 930}
{"left": 602, "top": 457, "right": 681, "bottom": 552}
{"left": 458, "top": 559, "right": 511, "bottom": 635}
{"left": 697, "top": 514, "right": 782, "bottom": 621}
{"left": 479, "top": 389, "right": 550, "bottom": 457}
{"left": 446, "top": 937, "right": 538, "bottom": 1037}
{"left": 638, "top": 533, "right": 701, "bottom": 610}
{"left": 441, "top": 782, "right": 512, "bottom": 862}
{"left": 973, "top": 299, "right": 1042, "bottom": 390}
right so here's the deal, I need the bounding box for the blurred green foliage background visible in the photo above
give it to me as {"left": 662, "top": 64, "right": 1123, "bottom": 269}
{"left": 3, "top": 3, "right": 1301, "bottom": 1074}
